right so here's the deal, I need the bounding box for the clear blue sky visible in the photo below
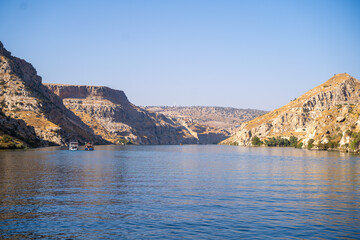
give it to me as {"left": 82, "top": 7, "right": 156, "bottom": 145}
{"left": 0, "top": 0, "right": 359, "bottom": 110}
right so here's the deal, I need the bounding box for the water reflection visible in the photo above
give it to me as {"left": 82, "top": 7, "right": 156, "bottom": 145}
{"left": 0, "top": 145, "right": 359, "bottom": 239}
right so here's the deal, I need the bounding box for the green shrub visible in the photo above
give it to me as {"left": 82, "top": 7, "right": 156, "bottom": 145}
{"left": 289, "top": 136, "right": 298, "bottom": 147}
{"left": 307, "top": 139, "right": 315, "bottom": 150}
{"left": 117, "top": 138, "right": 132, "bottom": 145}
{"left": 15, "top": 143, "right": 25, "bottom": 149}
{"left": 1, "top": 135, "right": 12, "bottom": 143}
{"left": 350, "top": 138, "right": 360, "bottom": 150}
{"left": 264, "top": 137, "right": 291, "bottom": 147}
{"left": 317, "top": 143, "right": 327, "bottom": 150}
{"left": 251, "top": 136, "right": 263, "bottom": 146}
{"left": 345, "top": 130, "right": 353, "bottom": 137}
{"left": 328, "top": 140, "right": 339, "bottom": 149}
{"left": 346, "top": 131, "right": 360, "bottom": 150}
{"left": 317, "top": 141, "right": 339, "bottom": 150}
{"left": 295, "top": 142, "right": 303, "bottom": 149}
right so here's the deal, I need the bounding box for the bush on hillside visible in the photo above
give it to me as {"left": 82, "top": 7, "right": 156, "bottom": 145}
{"left": 264, "top": 137, "right": 291, "bottom": 147}
{"left": 251, "top": 136, "right": 263, "bottom": 146}
{"left": 307, "top": 139, "right": 315, "bottom": 150}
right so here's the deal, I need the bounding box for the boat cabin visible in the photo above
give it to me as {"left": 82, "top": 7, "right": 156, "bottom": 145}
{"left": 69, "top": 142, "right": 78, "bottom": 151}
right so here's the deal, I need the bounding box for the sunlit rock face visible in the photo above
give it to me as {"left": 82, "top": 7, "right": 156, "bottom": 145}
{"left": 222, "top": 73, "right": 360, "bottom": 152}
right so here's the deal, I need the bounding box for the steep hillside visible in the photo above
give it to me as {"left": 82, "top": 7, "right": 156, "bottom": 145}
{"left": 222, "top": 73, "right": 360, "bottom": 152}
{"left": 0, "top": 108, "right": 40, "bottom": 148}
{"left": 144, "top": 106, "right": 267, "bottom": 144}
{"left": 45, "top": 84, "right": 198, "bottom": 144}
{"left": 0, "top": 41, "right": 107, "bottom": 147}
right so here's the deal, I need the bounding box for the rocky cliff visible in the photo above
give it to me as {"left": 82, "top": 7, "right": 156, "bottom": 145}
{"left": 0, "top": 41, "right": 107, "bottom": 147}
{"left": 45, "top": 84, "right": 198, "bottom": 144}
{"left": 144, "top": 106, "right": 267, "bottom": 144}
{"left": 221, "top": 73, "right": 360, "bottom": 152}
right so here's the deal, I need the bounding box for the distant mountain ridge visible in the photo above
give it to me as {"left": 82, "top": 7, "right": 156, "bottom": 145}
{"left": 144, "top": 106, "right": 267, "bottom": 129}
{"left": 144, "top": 106, "right": 267, "bottom": 144}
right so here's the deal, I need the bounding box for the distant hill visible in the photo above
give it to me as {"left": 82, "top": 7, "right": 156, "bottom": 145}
{"left": 144, "top": 106, "right": 267, "bottom": 129}
{"left": 221, "top": 73, "right": 360, "bottom": 152}
{"left": 144, "top": 106, "right": 268, "bottom": 144}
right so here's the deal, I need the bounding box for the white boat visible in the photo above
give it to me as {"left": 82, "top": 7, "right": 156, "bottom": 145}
{"left": 69, "top": 142, "right": 78, "bottom": 151}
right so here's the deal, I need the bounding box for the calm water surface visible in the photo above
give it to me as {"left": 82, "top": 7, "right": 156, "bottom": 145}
{"left": 0, "top": 145, "right": 359, "bottom": 239}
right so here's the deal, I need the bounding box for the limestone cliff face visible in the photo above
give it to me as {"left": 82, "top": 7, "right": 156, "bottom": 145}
{"left": 0, "top": 41, "right": 107, "bottom": 146}
{"left": 46, "top": 84, "right": 130, "bottom": 105}
{"left": 45, "top": 84, "right": 198, "bottom": 144}
{"left": 221, "top": 74, "right": 360, "bottom": 151}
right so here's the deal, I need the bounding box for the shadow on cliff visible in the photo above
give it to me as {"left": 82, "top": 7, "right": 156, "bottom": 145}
{"left": 0, "top": 108, "right": 45, "bottom": 147}
{"left": 112, "top": 104, "right": 198, "bottom": 144}
{"left": 27, "top": 81, "right": 109, "bottom": 145}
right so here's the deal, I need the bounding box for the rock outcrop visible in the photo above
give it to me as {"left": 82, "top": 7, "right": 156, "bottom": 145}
{"left": 0, "top": 41, "right": 108, "bottom": 147}
{"left": 144, "top": 106, "right": 267, "bottom": 144}
{"left": 0, "top": 108, "right": 41, "bottom": 148}
{"left": 45, "top": 84, "right": 198, "bottom": 144}
{"left": 221, "top": 73, "right": 360, "bottom": 152}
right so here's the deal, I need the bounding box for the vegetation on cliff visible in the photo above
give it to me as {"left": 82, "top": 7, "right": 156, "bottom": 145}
{"left": 0, "top": 134, "right": 25, "bottom": 149}
{"left": 251, "top": 136, "right": 302, "bottom": 148}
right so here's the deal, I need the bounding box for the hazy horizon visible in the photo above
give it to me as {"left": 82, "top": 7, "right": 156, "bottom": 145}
{"left": 1, "top": 0, "right": 359, "bottom": 111}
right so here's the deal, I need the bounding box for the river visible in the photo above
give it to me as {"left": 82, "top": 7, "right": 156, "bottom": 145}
{"left": 0, "top": 145, "right": 359, "bottom": 239}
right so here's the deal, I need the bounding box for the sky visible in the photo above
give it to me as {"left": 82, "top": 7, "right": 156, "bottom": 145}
{"left": 0, "top": 0, "right": 359, "bottom": 111}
